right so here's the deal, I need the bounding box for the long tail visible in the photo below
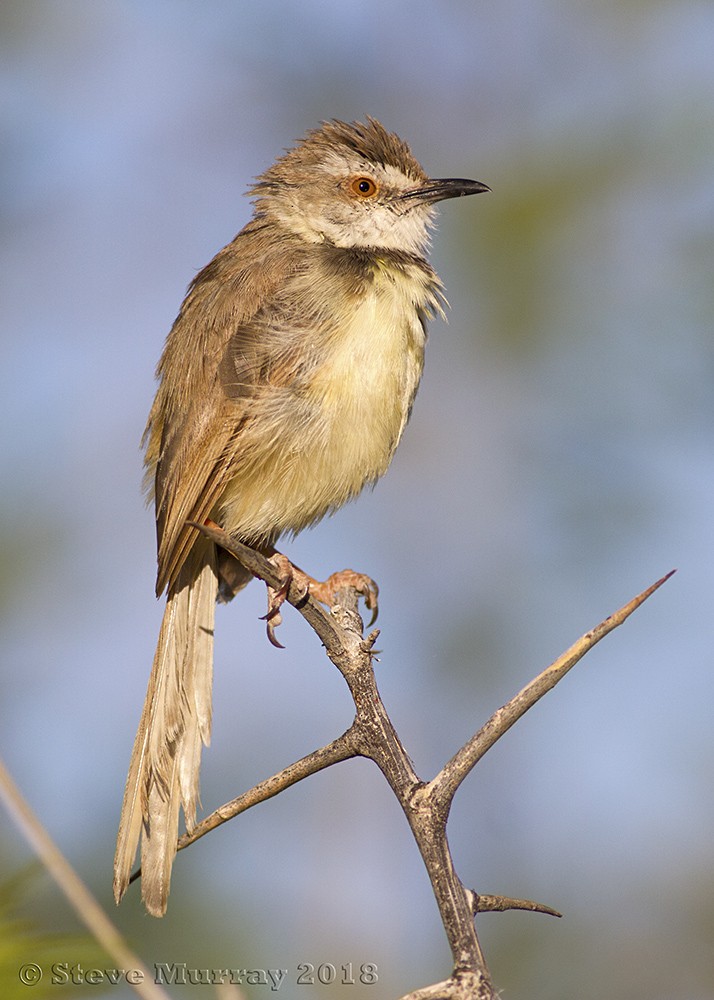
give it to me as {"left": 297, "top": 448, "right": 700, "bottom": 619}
{"left": 113, "top": 542, "right": 217, "bottom": 917}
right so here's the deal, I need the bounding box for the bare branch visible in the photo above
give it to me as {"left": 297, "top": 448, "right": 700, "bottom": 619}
{"left": 398, "top": 980, "right": 455, "bottom": 1000}
{"left": 399, "top": 970, "right": 494, "bottom": 1000}
{"left": 189, "top": 529, "right": 494, "bottom": 986}
{"left": 147, "top": 528, "right": 674, "bottom": 999}
{"left": 431, "top": 571, "right": 676, "bottom": 808}
{"left": 473, "top": 892, "right": 562, "bottom": 918}
{"left": 129, "top": 732, "right": 362, "bottom": 886}
{"left": 0, "top": 758, "right": 170, "bottom": 1000}
{"left": 175, "top": 731, "right": 359, "bottom": 854}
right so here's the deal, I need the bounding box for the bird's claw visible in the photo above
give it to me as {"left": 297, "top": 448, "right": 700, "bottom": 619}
{"left": 310, "top": 569, "right": 379, "bottom": 626}
{"left": 260, "top": 554, "right": 295, "bottom": 648}
{"left": 260, "top": 556, "right": 380, "bottom": 647}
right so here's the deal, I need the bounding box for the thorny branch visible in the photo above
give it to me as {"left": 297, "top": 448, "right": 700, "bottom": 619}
{"left": 135, "top": 522, "right": 673, "bottom": 1000}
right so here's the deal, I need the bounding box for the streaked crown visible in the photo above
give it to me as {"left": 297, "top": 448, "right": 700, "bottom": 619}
{"left": 249, "top": 118, "right": 485, "bottom": 255}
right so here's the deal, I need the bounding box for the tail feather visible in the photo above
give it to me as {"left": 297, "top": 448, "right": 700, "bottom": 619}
{"left": 177, "top": 554, "right": 215, "bottom": 829}
{"left": 113, "top": 543, "right": 217, "bottom": 917}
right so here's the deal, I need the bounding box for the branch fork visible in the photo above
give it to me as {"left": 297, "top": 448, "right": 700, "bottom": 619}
{"left": 130, "top": 521, "right": 673, "bottom": 1000}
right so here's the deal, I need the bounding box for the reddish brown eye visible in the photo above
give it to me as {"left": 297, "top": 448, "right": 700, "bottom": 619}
{"left": 349, "top": 176, "right": 378, "bottom": 198}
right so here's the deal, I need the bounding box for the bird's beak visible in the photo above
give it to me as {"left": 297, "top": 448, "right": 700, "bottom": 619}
{"left": 401, "top": 177, "right": 491, "bottom": 205}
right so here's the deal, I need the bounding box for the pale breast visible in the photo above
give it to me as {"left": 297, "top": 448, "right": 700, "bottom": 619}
{"left": 310, "top": 266, "right": 426, "bottom": 467}
{"left": 219, "top": 259, "right": 434, "bottom": 543}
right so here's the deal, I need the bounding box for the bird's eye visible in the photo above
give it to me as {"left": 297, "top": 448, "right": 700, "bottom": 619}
{"left": 349, "top": 176, "right": 378, "bottom": 198}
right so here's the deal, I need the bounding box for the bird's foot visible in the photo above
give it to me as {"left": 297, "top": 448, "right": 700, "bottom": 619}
{"left": 308, "top": 569, "right": 379, "bottom": 626}
{"left": 261, "top": 557, "right": 379, "bottom": 647}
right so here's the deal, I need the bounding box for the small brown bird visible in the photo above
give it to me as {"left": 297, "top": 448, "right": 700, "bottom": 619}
{"left": 114, "top": 117, "right": 488, "bottom": 915}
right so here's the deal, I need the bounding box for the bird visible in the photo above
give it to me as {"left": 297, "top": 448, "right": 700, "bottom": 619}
{"left": 113, "top": 117, "right": 489, "bottom": 916}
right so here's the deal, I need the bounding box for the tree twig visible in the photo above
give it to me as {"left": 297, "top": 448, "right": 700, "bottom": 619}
{"left": 153, "top": 523, "right": 674, "bottom": 999}
{"left": 472, "top": 892, "right": 562, "bottom": 918}
{"left": 429, "top": 570, "right": 676, "bottom": 810}
{"left": 0, "top": 758, "right": 170, "bottom": 1000}
{"left": 175, "top": 732, "right": 360, "bottom": 856}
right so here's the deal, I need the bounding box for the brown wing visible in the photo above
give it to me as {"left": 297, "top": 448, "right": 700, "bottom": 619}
{"left": 145, "top": 220, "right": 305, "bottom": 596}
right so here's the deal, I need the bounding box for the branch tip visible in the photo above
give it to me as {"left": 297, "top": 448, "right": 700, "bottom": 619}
{"left": 474, "top": 892, "right": 562, "bottom": 918}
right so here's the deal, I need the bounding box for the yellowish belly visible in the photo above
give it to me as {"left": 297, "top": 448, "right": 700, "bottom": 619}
{"left": 219, "top": 272, "right": 426, "bottom": 543}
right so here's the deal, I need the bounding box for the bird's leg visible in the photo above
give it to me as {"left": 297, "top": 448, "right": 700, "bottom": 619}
{"left": 262, "top": 552, "right": 379, "bottom": 648}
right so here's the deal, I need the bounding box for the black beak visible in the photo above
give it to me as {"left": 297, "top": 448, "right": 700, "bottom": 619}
{"left": 401, "top": 177, "right": 491, "bottom": 205}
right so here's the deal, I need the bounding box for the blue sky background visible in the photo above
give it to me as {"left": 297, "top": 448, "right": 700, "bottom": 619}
{"left": 1, "top": 3, "right": 713, "bottom": 998}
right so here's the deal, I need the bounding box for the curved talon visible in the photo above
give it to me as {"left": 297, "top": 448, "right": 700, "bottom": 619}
{"left": 260, "top": 595, "right": 286, "bottom": 648}
{"left": 265, "top": 615, "right": 285, "bottom": 649}
{"left": 362, "top": 579, "right": 379, "bottom": 626}
{"left": 258, "top": 554, "right": 380, "bottom": 646}
{"left": 260, "top": 554, "right": 294, "bottom": 649}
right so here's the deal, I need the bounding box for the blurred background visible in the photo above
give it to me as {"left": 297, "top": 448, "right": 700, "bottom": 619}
{"left": 1, "top": 2, "right": 712, "bottom": 998}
